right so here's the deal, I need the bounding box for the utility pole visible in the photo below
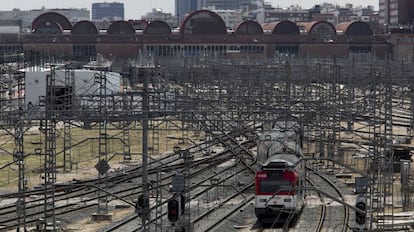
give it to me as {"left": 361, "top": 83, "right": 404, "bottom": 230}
{"left": 42, "top": 65, "right": 58, "bottom": 231}
{"left": 15, "top": 71, "right": 27, "bottom": 232}
{"left": 93, "top": 70, "right": 112, "bottom": 221}
{"left": 137, "top": 66, "right": 151, "bottom": 230}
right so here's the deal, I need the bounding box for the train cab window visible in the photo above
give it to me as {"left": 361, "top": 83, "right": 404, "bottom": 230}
{"left": 259, "top": 180, "right": 291, "bottom": 193}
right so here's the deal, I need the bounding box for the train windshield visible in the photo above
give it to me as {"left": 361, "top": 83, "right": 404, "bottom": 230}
{"left": 259, "top": 180, "right": 292, "bottom": 193}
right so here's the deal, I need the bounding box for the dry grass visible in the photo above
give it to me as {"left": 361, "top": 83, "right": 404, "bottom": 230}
{"left": 66, "top": 208, "right": 135, "bottom": 232}
{"left": 0, "top": 120, "right": 200, "bottom": 232}
{"left": 0, "top": 121, "right": 199, "bottom": 191}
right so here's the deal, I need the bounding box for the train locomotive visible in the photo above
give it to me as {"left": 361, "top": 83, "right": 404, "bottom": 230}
{"left": 255, "top": 121, "right": 305, "bottom": 224}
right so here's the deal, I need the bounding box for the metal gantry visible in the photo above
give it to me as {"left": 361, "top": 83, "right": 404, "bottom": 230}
{"left": 0, "top": 55, "right": 413, "bottom": 231}
{"left": 63, "top": 64, "right": 75, "bottom": 171}
{"left": 15, "top": 71, "right": 27, "bottom": 232}
{"left": 42, "top": 65, "right": 58, "bottom": 231}
{"left": 96, "top": 70, "right": 110, "bottom": 216}
{"left": 138, "top": 65, "right": 152, "bottom": 230}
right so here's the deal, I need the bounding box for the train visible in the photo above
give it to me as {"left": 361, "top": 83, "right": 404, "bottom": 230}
{"left": 255, "top": 121, "right": 305, "bottom": 225}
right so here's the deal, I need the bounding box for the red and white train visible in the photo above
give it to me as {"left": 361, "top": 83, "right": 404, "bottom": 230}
{"left": 255, "top": 121, "right": 305, "bottom": 224}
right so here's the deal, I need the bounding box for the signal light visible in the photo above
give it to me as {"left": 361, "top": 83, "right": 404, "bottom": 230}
{"left": 168, "top": 198, "right": 179, "bottom": 222}
{"left": 355, "top": 201, "right": 366, "bottom": 225}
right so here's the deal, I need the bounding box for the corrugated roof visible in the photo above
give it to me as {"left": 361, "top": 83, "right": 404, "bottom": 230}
{"left": 180, "top": 10, "right": 227, "bottom": 35}
{"left": 107, "top": 21, "right": 135, "bottom": 35}
{"left": 32, "top": 12, "right": 72, "bottom": 31}
{"left": 72, "top": 21, "right": 98, "bottom": 35}
{"left": 298, "top": 21, "right": 336, "bottom": 35}
{"left": 336, "top": 21, "right": 373, "bottom": 36}
{"left": 234, "top": 20, "right": 263, "bottom": 35}
{"left": 143, "top": 20, "right": 171, "bottom": 35}
{"left": 262, "top": 21, "right": 300, "bottom": 35}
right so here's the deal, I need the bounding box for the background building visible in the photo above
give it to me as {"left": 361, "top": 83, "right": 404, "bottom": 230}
{"left": 379, "top": 0, "right": 414, "bottom": 32}
{"left": 92, "top": 2, "right": 124, "bottom": 21}
{"left": 0, "top": 8, "right": 89, "bottom": 32}
{"left": 175, "top": 0, "right": 197, "bottom": 25}
{"left": 255, "top": 5, "right": 309, "bottom": 24}
{"left": 206, "top": 8, "right": 245, "bottom": 29}
{"left": 198, "top": 0, "right": 252, "bottom": 10}
{"left": 143, "top": 8, "right": 178, "bottom": 28}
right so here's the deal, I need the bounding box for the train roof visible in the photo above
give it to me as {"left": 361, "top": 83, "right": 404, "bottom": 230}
{"left": 262, "top": 153, "right": 301, "bottom": 169}
{"left": 272, "top": 121, "right": 301, "bottom": 131}
{"left": 259, "top": 129, "right": 297, "bottom": 140}
{"left": 259, "top": 121, "right": 301, "bottom": 142}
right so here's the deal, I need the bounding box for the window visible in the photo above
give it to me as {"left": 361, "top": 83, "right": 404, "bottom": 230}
{"left": 73, "top": 44, "right": 96, "bottom": 60}
{"left": 259, "top": 180, "right": 292, "bottom": 193}
{"left": 0, "top": 45, "right": 23, "bottom": 62}
{"left": 275, "top": 44, "right": 299, "bottom": 55}
{"left": 349, "top": 45, "right": 372, "bottom": 53}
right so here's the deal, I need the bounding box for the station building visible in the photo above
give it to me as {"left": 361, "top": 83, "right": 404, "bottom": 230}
{"left": 0, "top": 10, "right": 412, "bottom": 62}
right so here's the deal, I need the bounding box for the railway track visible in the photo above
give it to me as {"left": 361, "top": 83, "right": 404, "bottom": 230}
{"left": 0, "top": 129, "right": 257, "bottom": 231}
{"left": 306, "top": 178, "right": 327, "bottom": 231}
{"left": 304, "top": 166, "right": 350, "bottom": 232}
{"left": 0, "top": 109, "right": 401, "bottom": 232}
{"left": 106, "top": 161, "right": 255, "bottom": 232}
{"left": 239, "top": 163, "right": 352, "bottom": 232}
{"left": 0, "top": 153, "right": 242, "bottom": 230}
{"left": 193, "top": 187, "right": 255, "bottom": 231}
{"left": 103, "top": 131, "right": 258, "bottom": 231}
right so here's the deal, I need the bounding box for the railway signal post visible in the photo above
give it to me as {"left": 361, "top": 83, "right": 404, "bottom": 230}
{"left": 168, "top": 198, "right": 180, "bottom": 223}
{"left": 168, "top": 197, "right": 186, "bottom": 232}
{"left": 169, "top": 173, "right": 185, "bottom": 228}
{"left": 355, "top": 195, "right": 366, "bottom": 227}
{"left": 172, "top": 148, "right": 194, "bottom": 232}
{"left": 354, "top": 178, "right": 367, "bottom": 230}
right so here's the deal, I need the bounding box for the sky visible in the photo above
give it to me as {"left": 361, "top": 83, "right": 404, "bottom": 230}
{"left": 4, "top": 0, "right": 379, "bottom": 20}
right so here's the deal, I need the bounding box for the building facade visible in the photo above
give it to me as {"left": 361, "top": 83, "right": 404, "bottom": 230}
{"left": 92, "top": 2, "right": 124, "bottom": 21}
{"left": 11, "top": 10, "right": 392, "bottom": 62}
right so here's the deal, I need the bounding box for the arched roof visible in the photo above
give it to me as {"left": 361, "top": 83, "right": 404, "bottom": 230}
{"left": 180, "top": 10, "right": 227, "bottom": 34}
{"left": 336, "top": 21, "right": 373, "bottom": 36}
{"left": 235, "top": 20, "right": 263, "bottom": 35}
{"left": 107, "top": 21, "right": 135, "bottom": 35}
{"left": 32, "top": 12, "right": 72, "bottom": 31}
{"left": 143, "top": 20, "right": 171, "bottom": 35}
{"left": 33, "top": 21, "right": 63, "bottom": 34}
{"left": 300, "top": 21, "right": 336, "bottom": 35}
{"left": 71, "top": 21, "right": 98, "bottom": 34}
{"left": 262, "top": 21, "right": 300, "bottom": 35}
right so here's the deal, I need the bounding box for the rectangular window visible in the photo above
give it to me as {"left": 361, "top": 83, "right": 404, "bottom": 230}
{"left": 275, "top": 45, "right": 298, "bottom": 55}
{"left": 73, "top": 44, "right": 96, "bottom": 61}
{"left": 349, "top": 45, "right": 372, "bottom": 53}
{"left": 259, "top": 180, "right": 291, "bottom": 193}
{"left": 0, "top": 45, "right": 23, "bottom": 62}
